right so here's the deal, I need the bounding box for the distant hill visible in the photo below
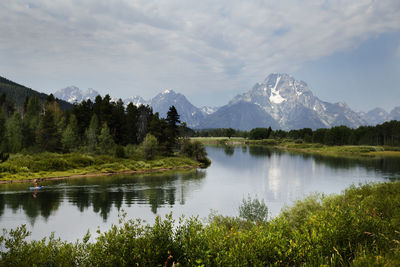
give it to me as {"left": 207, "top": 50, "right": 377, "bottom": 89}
{"left": 0, "top": 76, "right": 72, "bottom": 110}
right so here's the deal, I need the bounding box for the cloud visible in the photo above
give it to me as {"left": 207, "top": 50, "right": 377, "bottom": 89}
{"left": 1, "top": 0, "right": 400, "bottom": 102}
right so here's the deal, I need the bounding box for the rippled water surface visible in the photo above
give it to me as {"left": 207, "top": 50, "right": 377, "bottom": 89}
{"left": 1, "top": 146, "right": 399, "bottom": 241}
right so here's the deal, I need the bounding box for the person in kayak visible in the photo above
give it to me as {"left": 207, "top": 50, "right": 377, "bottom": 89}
{"left": 34, "top": 179, "right": 38, "bottom": 188}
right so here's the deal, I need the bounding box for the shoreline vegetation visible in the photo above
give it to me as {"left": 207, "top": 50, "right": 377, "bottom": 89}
{"left": 191, "top": 137, "right": 400, "bottom": 159}
{"left": 1, "top": 181, "right": 399, "bottom": 265}
{"left": 0, "top": 152, "right": 202, "bottom": 184}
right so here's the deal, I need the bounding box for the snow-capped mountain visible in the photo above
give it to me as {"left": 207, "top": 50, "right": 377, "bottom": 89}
{"left": 200, "top": 106, "right": 219, "bottom": 115}
{"left": 200, "top": 73, "right": 366, "bottom": 130}
{"left": 123, "top": 96, "right": 149, "bottom": 107}
{"left": 54, "top": 86, "right": 100, "bottom": 103}
{"left": 54, "top": 74, "right": 397, "bottom": 130}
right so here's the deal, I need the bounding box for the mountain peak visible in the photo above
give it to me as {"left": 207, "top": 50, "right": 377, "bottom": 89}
{"left": 162, "top": 89, "right": 175, "bottom": 95}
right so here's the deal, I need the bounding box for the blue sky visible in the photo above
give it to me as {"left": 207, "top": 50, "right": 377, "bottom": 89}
{"left": 1, "top": 0, "right": 399, "bottom": 112}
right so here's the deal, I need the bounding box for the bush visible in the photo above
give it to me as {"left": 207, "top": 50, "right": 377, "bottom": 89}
{"left": 238, "top": 195, "right": 268, "bottom": 224}
{"left": 0, "top": 152, "right": 9, "bottom": 163}
{"left": 141, "top": 134, "right": 158, "bottom": 160}
{"left": 180, "top": 139, "right": 210, "bottom": 166}
{"left": 114, "top": 145, "right": 126, "bottom": 158}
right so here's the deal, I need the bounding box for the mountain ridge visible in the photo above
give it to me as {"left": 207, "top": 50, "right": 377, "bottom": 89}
{"left": 53, "top": 74, "right": 399, "bottom": 130}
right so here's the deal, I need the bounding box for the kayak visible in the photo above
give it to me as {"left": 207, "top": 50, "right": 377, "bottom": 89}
{"left": 30, "top": 186, "right": 44, "bottom": 190}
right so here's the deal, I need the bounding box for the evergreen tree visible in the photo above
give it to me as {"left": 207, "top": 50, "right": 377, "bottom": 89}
{"left": 61, "top": 114, "right": 79, "bottom": 152}
{"left": 22, "top": 95, "right": 41, "bottom": 149}
{"left": 125, "top": 103, "right": 138, "bottom": 145}
{"left": 36, "top": 109, "right": 60, "bottom": 152}
{"left": 110, "top": 99, "right": 125, "bottom": 144}
{"left": 6, "top": 112, "right": 23, "bottom": 152}
{"left": 85, "top": 114, "right": 100, "bottom": 153}
{"left": 136, "top": 105, "right": 153, "bottom": 144}
{"left": 165, "top": 106, "right": 180, "bottom": 153}
{"left": 72, "top": 99, "right": 93, "bottom": 139}
{"left": 0, "top": 111, "right": 6, "bottom": 152}
{"left": 98, "top": 122, "right": 115, "bottom": 154}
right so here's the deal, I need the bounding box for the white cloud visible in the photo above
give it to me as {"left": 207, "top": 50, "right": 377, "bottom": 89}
{"left": 1, "top": 0, "right": 400, "bottom": 103}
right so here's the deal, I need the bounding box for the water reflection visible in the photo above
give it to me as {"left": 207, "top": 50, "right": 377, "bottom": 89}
{"left": 0, "top": 170, "right": 206, "bottom": 224}
{"left": 1, "top": 146, "right": 400, "bottom": 242}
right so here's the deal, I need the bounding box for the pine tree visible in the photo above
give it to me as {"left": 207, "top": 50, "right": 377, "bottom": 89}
{"left": 85, "top": 114, "right": 99, "bottom": 153}
{"left": 36, "top": 109, "right": 60, "bottom": 152}
{"left": 61, "top": 114, "right": 79, "bottom": 152}
{"left": 125, "top": 103, "right": 138, "bottom": 145}
{"left": 165, "top": 106, "right": 180, "bottom": 153}
{"left": 0, "top": 111, "right": 6, "bottom": 152}
{"left": 22, "top": 95, "right": 41, "bottom": 149}
{"left": 98, "top": 122, "right": 115, "bottom": 154}
{"left": 6, "top": 112, "right": 23, "bottom": 153}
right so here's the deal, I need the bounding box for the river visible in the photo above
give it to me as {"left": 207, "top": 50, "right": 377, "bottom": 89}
{"left": 1, "top": 145, "right": 399, "bottom": 241}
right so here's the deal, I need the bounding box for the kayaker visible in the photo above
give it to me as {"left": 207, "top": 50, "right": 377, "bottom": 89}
{"left": 34, "top": 179, "right": 38, "bottom": 188}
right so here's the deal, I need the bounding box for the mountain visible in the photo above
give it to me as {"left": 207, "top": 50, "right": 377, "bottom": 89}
{"left": 200, "top": 102, "right": 279, "bottom": 130}
{"left": 205, "top": 73, "right": 366, "bottom": 130}
{"left": 54, "top": 86, "right": 100, "bottom": 104}
{"left": 0, "top": 76, "right": 72, "bottom": 110}
{"left": 390, "top": 106, "right": 400, "bottom": 121}
{"left": 200, "top": 106, "right": 219, "bottom": 115}
{"left": 123, "top": 96, "right": 149, "bottom": 107}
{"left": 55, "top": 87, "right": 205, "bottom": 128}
{"left": 150, "top": 90, "right": 204, "bottom": 127}
{"left": 54, "top": 73, "right": 397, "bottom": 130}
{"left": 358, "top": 108, "right": 391, "bottom": 126}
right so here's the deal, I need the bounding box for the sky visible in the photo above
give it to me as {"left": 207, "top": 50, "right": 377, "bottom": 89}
{"left": 1, "top": 0, "right": 399, "bottom": 112}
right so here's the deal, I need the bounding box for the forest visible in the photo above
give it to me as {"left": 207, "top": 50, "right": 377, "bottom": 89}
{"left": 197, "top": 121, "right": 400, "bottom": 147}
{"left": 0, "top": 92, "right": 210, "bottom": 180}
{"left": 0, "top": 92, "right": 188, "bottom": 155}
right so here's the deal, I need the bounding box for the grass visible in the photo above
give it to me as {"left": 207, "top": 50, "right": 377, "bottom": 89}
{"left": 1, "top": 181, "right": 400, "bottom": 265}
{"left": 0, "top": 152, "right": 200, "bottom": 182}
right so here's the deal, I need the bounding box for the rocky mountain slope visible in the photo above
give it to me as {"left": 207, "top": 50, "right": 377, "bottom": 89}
{"left": 200, "top": 73, "right": 366, "bottom": 130}
{"left": 54, "top": 74, "right": 398, "bottom": 130}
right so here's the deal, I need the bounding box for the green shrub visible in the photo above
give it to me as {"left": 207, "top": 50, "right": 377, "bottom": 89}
{"left": 114, "top": 145, "right": 126, "bottom": 158}
{"left": 239, "top": 195, "right": 268, "bottom": 224}
{"left": 180, "top": 139, "right": 210, "bottom": 166}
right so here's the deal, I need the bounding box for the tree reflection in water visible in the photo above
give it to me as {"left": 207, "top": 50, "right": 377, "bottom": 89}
{"left": 0, "top": 169, "right": 206, "bottom": 224}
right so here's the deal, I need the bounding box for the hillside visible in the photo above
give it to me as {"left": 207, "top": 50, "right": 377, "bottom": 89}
{"left": 0, "top": 76, "right": 72, "bottom": 110}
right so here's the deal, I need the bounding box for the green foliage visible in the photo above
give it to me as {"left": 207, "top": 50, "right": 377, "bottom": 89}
{"left": 85, "top": 114, "right": 99, "bottom": 153}
{"left": 2, "top": 182, "right": 400, "bottom": 265}
{"left": 141, "top": 133, "right": 158, "bottom": 160}
{"left": 36, "top": 109, "right": 60, "bottom": 152}
{"left": 114, "top": 145, "right": 126, "bottom": 158}
{"left": 98, "top": 122, "right": 115, "bottom": 154}
{"left": 61, "top": 115, "right": 80, "bottom": 152}
{"left": 238, "top": 195, "right": 269, "bottom": 224}
{"left": 0, "top": 111, "right": 6, "bottom": 151}
{"left": 0, "top": 152, "right": 9, "bottom": 162}
{"left": 249, "top": 127, "right": 272, "bottom": 140}
{"left": 5, "top": 112, "right": 23, "bottom": 153}
{"left": 180, "top": 139, "right": 210, "bottom": 166}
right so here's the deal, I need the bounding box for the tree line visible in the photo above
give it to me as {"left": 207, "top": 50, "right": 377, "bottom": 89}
{"left": 194, "top": 122, "right": 400, "bottom": 146}
{"left": 0, "top": 92, "right": 183, "bottom": 156}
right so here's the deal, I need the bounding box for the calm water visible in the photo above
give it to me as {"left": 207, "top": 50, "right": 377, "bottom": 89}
{"left": 1, "top": 146, "right": 400, "bottom": 241}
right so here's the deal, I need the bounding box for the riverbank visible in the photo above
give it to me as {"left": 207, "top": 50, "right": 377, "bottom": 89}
{"left": 2, "top": 180, "right": 399, "bottom": 265}
{"left": 191, "top": 137, "right": 400, "bottom": 158}
{"left": 0, "top": 152, "right": 202, "bottom": 183}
